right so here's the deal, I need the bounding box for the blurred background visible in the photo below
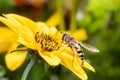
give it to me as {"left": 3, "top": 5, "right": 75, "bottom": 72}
{"left": 0, "top": 0, "right": 120, "bottom": 80}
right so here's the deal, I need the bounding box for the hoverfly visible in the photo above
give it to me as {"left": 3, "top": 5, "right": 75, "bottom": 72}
{"left": 62, "top": 33, "right": 100, "bottom": 65}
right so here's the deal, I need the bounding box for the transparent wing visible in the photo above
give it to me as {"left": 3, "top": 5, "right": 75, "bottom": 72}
{"left": 79, "top": 42, "right": 100, "bottom": 52}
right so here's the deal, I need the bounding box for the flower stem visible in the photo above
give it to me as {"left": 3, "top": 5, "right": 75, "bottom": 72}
{"left": 69, "top": 0, "right": 78, "bottom": 32}
{"left": 21, "top": 60, "right": 35, "bottom": 80}
{"left": 56, "top": 0, "right": 65, "bottom": 30}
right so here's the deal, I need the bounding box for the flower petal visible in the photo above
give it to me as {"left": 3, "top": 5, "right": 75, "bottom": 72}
{"left": 17, "top": 24, "right": 36, "bottom": 50}
{"left": 0, "top": 27, "right": 16, "bottom": 53}
{"left": 5, "top": 42, "right": 27, "bottom": 71}
{"left": 6, "top": 14, "right": 37, "bottom": 33}
{"left": 38, "top": 51, "right": 61, "bottom": 66}
{"left": 72, "top": 29, "right": 88, "bottom": 41}
{"left": 83, "top": 61, "right": 95, "bottom": 72}
{"left": 59, "top": 45, "right": 95, "bottom": 72}
{"left": 36, "top": 22, "right": 49, "bottom": 34}
{"left": 45, "top": 12, "right": 59, "bottom": 27}
{"left": 57, "top": 52, "right": 87, "bottom": 80}
{"left": 49, "top": 26, "right": 57, "bottom": 35}
{"left": 0, "top": 16, "right": 21, "bottom": 33}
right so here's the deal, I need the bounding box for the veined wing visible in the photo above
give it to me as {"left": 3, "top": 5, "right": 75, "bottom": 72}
{"left": 79, "top": 42, "right": 100, "bottom": 52}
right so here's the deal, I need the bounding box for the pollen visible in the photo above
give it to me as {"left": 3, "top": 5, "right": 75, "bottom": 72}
{"left": 35, "top": 32, "right": 60, "bottom": 51}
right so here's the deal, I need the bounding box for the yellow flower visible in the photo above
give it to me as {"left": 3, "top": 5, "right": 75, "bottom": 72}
{"left": 0, "top": 14, "right": 95, "bottom": 80}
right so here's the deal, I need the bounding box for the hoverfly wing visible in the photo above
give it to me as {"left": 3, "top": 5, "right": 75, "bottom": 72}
{"left": 79, "top": 42, "right": 100, "bottom": 52}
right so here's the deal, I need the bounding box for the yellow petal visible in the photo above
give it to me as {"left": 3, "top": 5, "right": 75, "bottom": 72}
{"left": 83, "top": 61, "right": 95, "bottom": 72}
{"left": 45, "top": 12, "right": 59, "bottom": 27}
{"left": 6, "top": 14, "right": 37, "bottom": 33}
{"left": 60, "top": 46, "right": 95, "bottom": 72}
{"left": 0, "top": 15, "right": 22, "bottom": 33}
{"left": 49, "top": 26, "right": 57, "bottom": 35}
{"left": 17, "top": 25, "right": 37, "bottom": 50}
{"left": 38, "top": 51, "right": 61, "bottom": 66}
{"left": 57, "top": 52, "right": 87, "bottom": 80}
{"left": 0, "top": 27, "right": 16, "bottom": 53}
{"left": 36, "top": 22, "right": 49, "bottom": 34}
{"left": 72, "top": 29, "right": 88, "bottom": 41}
{"left": 5, "top": 42, "right": 27, "bottom": 71}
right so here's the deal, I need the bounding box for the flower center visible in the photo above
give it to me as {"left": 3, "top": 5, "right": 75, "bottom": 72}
{"left": 35, "top": 32, "right": 60, "bottom": 51}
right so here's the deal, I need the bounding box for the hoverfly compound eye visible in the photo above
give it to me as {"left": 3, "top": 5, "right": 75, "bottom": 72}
{"left": 62, "top": 33, "right": 68, "bottom": 42}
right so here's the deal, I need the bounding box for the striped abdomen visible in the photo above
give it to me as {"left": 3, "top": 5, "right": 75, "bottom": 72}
{"left": 74, "top": 43, "right": 84, "bottom": 65}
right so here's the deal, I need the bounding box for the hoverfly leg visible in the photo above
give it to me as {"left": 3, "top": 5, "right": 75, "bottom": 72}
{"left": 71, "top": 46, "right": 77, "bottom": 67}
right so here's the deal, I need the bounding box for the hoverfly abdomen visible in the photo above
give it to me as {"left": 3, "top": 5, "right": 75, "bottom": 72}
{"left": 76, "top": 47, "right": 84, "bottom": 65}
